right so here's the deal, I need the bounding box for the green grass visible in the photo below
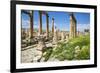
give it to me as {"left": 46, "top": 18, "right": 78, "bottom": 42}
{"left": 51, "top": 34, "right": 90, "bottom": 60}
{"left": 42, "top": 47, "right": 53, "bottom": 61}
{"left": 43, "top": 34, "right": 90, "bottom": 61}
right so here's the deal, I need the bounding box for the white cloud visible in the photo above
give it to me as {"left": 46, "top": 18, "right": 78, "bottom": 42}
{"left": 22, "top": 19, "right": 38, "bottom": 29}
{"left": 22, "top": 19, "right": 30, "bottom": 28}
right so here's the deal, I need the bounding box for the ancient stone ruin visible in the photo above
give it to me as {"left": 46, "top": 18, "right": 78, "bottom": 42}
{"left": 69, "top": 13, "right": 77, "bottom": 39}
{"left": 21, "top": 10, "right": 78, "bottom": 62}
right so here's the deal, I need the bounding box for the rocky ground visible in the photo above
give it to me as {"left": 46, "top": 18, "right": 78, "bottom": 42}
{"left": 21, "top": 42, "right": 55, "bottom": 63}
{"left": 21, "top": 46, "right": 36, "bottom": 63}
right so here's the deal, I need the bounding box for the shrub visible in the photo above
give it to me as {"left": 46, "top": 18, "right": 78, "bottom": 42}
{"left": 77, "top": 45, "right": 90, "bottom": 60}
{"left": 49, "top": 35, "right": 90, "bottom": 61}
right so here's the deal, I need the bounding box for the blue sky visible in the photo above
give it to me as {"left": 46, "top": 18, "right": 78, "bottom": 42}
{"left": 22, "top": 10, "right": 90, "bottom": 32}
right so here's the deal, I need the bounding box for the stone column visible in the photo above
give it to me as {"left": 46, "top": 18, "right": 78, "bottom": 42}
{"left": 74, "top": 19, "right": 77, "bottom": 37}
{"left": 52, "top": 18, "right": 54, "bottom": 37}
{"left": 21, "top": 11, "right": 23, "bottom": 39}
{"left": 29, "top": 10, "right": 34, "bottom": 39}
{"left": 61, "top": 32, "right": 65, "bottom": 41}
{"left": 39, "top": 11, "right": 42, "bottom": 35}
{"left": 53, "top": 26, "right": 58, "bottom": 44}
{"left": 66, "top": 34, "right": 69, "bottom": 42}
{"left": 69, "top": 13, "right": 77, "bottom": 38}
{"left": 46, "top": 14, "right": 49, "bottom": 38}
{"left": 70, "top": 13, "right": 73, "bottom": 38}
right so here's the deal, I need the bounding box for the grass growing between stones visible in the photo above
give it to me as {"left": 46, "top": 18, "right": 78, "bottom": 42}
{"left": 43, "top": 34, "right": 90, "bottom": 61}
{"left": 42, "top": 47, "right": 53, "bottom": 61}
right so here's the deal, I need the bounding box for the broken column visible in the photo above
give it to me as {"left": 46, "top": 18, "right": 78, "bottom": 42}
{"left": 53, "top": 26, "right": 58, "bottom": 44}
{"left": 61, "top": 32, "right": 65, "bottom": 41}
{"left": 66, "top": 34, "right": 69, "bottom": 42}
{"left": 33, "top": 35, "right": 46, "bottom": 62}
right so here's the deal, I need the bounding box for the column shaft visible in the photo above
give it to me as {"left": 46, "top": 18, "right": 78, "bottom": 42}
{"left": 29, "top": 11, "right": 33, "bottom": 38}
{"left": 46, "top": 14, "right": 49, "bottom": 38}
{"left": 52, "top": 18, "right": 54, "bottom": 37}
{"left": 39, "top": 11, "right": 42, "bottom": 35}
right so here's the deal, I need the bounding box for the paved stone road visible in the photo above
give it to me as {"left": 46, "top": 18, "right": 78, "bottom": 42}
{"left": 21, "top": 42, "right": 54, "bottom": 63}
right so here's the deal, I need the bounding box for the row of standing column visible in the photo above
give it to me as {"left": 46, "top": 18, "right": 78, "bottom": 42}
{"left": 38, "top": 11, "right": 52, "bottom": 38}
{"left": 21, "top": 10, "right": 55, "bottom": 39}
